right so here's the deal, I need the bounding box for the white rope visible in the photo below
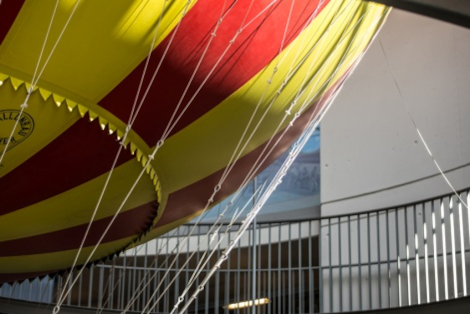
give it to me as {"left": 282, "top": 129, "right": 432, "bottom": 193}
{"left": 159, "top": 0, "right": 262, "bottom": 141}
{"left": 59, "top": 0, "right": 171, "bottom": 295}
{"left": 175, "top": 6, "right": 390, "bottom": 313}
{"left": 54, "top": 2, "right": 195, "bottom": 311}
{"left": 116, "top": 226, "right": 192, "bottom": 314}
{"left": 114, "top": 3, "right": 386, "bottom": 314}
{"left": 378, "top": 39, "right": 469, "bottom": 210}
{"left": 145, "top": 3, "right": 359, "bottom": 311}
{"left": 139, "top": 1, "right": 328, "bottom": 310}
{"left": 218, "top": 0, "right": 330, "bottom": 187}
{"left": 0, "top": 0, "right": 62, "bottom": 165}
{"left": 159, "top": 0, "right": 234, "bottom": 140}
{"left": 221, "top": 0, "right": 349, "bottom": 191}
{"left": 159, "top": 5, "right": 354, "bottom": 312}
{"left": 142, "top": 184, "right": 266, "bottom": 314}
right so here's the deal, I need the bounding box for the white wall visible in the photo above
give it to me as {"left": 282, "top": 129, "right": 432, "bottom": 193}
{"left": 321, "top": 9, "right": 470, "bottom": 215}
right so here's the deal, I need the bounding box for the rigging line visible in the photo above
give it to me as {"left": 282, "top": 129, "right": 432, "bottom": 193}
{"left": 170, "top": 184, "right": 270, "bottom": 307}
{"left": 135, "top": 148, "right": 269, "bottom": 312}
{"left": 217, "top": 0, "right": 309, "bottom": 185}
{"left": 118, "top": 4, "right": 235, "bottom": 311}
{"left": 54, "top": 2, "right": 194, "bottom": 311}
{"left": 230, "top": 6, "right": 360, "bottom": 191}
{"left": 174, "top": 9, "right": 388, "bottom": 310}
{"left": 0, "top": 0, "right": 61, "bottom": 165}
{"left": 127, "top": 0, "right": 170, "bottom": 127}
{"left": 302, "top": 8, "right": 390, "bottom": 133}
{"left": 125, "top": 0, "right": 194, "bottom": 130}
{"left": 92, "top": 1, "right": 370, "bottom": 312}
{"left": 129, "top": 1, "right": 294, "bottom": 307}
{"left": 33, "top": 0, "right": 81, "bottom": 88}
{"left": 178, "top": 115, "right": 325, "bottom": 314}
{"left": 142, "top": 37, "right": 303, "bottom": 312}
{"left": 145, "top": 183, "right": 268, "bottom": 314}
{"left": 163, "top": 5, "right": 373, "bottom": 311}
{"left": 378, "top": 38, "right": 469, "bottom": 210}
{"left": 129, "top": 0, "right": 232, "bottom": 140}
{"left": 218, "top": 0, "right": 332, "bottom": 186}
{"left": 159, "top": 0, "right": 258, "bottom": 141}
{"left": 159, "top": 0, "right": 232, "bottom": 140}
{"left": 130, "top": 0, "right": 233, "bottom": 131}
{"left": 118, "top": 226, "right": 191, "bottom": 314}
{"left": 297, "top": 3, "right": 384, "bottom": 127}
{"left": 252, "top": 6, "right": 390, "bottom": 189}
{"left": 184, "top": 1, "right": 348, "bottom": 255}
{"left": 136, "top": 183, "right": 261, "bottom": 314}
{"left": 62, "top": 1, "right": 171, "bottom": 297}
{"left": 54, "top": 148, "right": 162, "bottom": 312}
{"left": 96, "top": 227, "right": 170, "bottom": 314}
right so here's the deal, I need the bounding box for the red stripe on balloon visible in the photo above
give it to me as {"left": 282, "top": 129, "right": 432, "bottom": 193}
{"left": 0, "top": 0, "right": 25, "bottom": 45}
{"left": 0, "top": 117, "right": 134, "bottom": 216}
{"left": 99, "top": 0, "right": 330, "bottom": 146}
{"left": 0, "top": 202, "right": 156, "bottom": 257}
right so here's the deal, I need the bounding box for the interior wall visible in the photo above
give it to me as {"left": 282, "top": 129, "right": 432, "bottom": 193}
{"left": 320, "top": 8, "right": 470, "bottom": 215}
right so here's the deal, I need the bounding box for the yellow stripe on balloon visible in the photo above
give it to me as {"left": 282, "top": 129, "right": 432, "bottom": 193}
{"left": 0, "top": 158, "right": 156, "bottom": 242}
{"left": 151, "top": 0, "right": 389, "bottom": 194}
{"left": 0, "top": 236, "right": 135, "bottom": 273}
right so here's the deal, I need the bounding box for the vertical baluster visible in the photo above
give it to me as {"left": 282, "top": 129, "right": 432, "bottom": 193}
{"left": 299, "top": 222, "right": 303, "bottom": 314}
{"left": 308, "top": 221, "right": 314, "bottom": 314}
{"left": 224, "top": 227, "right": 231, "bottom": 314}
{"left": 367, "top": 213, "right": 372, "bottom": 309}
{"left": 431, "top": 200, "right": 439, "bottom": 301}
{"left": 458, "top": 194, "right": 467, "bottom": 297}
{"left": 289, "top": 223, "right": 292, "bottom": 314}
{"left": 423, "top": 202, "right": 430, "bottom": 303}
{"left": 396, "top": 209, "right": 402, "bottom": 307}
{"left": 386, "top": 209, "right": 391, "bottom": 307}
{"left": 441, "top": 198, "right": 449, "bottom": 300}
{"left": 268, "top": 222, "right": 272, "bottom": 314}
{"left": 404, "top": 207, "right": 411, "bottom": 305}
{"left": 358, "top": 214, "right": 363, "bottom": 310}
{"left": 338, "top": 217, "right": 342, "bottom": 312}
{"left": 319, "top": 219, "right": 323, "bottom": 313}
{"left": 98, "top": 267, "right": 103, "bottom": 309}
{"left": 377, "top": 212, "right": 382, "bottom": 309}
{"left": 348, "top": 215, "right": 352, "bottom": 311}
{"left": 414, "top": 205, "right": 421, "bottom": 304}
{"left": 329, "top": 218, "right": 333, "bottom": 312}
{"left": 449, "top": 197, "right": 458, "bottom": 298}
{"left": 206, "top": 226, "right": 210, "bottom": 314}
{"left": 258, "top": 224, "right": 262, "bottom": 314}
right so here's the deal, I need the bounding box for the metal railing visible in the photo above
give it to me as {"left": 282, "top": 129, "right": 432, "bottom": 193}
{"left": 1, "top": 188, "right": 469, "bottom": 313}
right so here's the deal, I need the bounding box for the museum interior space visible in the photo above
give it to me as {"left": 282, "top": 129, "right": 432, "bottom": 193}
{"left": 0, "top": 1, "right": 469, "bottom": 313}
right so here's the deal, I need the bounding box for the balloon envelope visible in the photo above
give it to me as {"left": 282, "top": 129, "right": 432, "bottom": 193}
{"left": 0, "top": 0, "right": 389, "bottom": 283}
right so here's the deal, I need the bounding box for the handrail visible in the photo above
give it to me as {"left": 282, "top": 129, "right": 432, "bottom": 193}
{"left": 1, "top": 186, "right": 469, "bottom": 313}
{"left": 181, "top": 186, "right": 470, "bottom": 225}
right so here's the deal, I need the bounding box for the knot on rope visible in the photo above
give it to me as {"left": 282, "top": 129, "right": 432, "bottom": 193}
{"left": 20, "top": 103, "right": 28, "bottom": 109}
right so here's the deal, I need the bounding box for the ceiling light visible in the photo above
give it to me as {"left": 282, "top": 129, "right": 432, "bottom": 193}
{"left": 224, "top": 298, "right": 270, "bottom": 310}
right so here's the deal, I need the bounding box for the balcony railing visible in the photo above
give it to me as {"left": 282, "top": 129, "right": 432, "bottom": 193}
{"left": 1, "top": 188, "right": 469, "bottom": 313}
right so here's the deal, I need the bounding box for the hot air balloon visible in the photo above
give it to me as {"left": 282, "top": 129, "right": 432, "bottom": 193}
{"left": 0, "top": 0, "right": 389, "bottom": 283}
